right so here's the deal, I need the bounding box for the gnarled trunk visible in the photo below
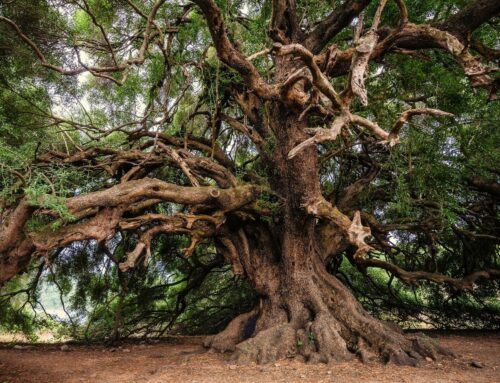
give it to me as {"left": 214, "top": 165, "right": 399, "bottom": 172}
{"left": 205, "top": 230, "right": 452, "bottom": 365}
{"left": 204, "top": 105, "right": 452, "bottom": 365}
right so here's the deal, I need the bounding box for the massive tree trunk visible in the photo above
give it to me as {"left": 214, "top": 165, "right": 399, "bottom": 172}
{"left": 204, "top": 104, "right": 451, "bottom": 365}
{"left": 206, "top": 210, "right": 452, "bottom": 365}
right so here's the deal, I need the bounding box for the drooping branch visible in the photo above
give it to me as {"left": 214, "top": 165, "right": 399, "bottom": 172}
{"left": 78, "top": 0, "right": 119, "bottom": 66}
{"left": 358, "top": 257, "right": 500, "bottom": 290}
{"left": 387, "top": 108, "right": 454, "bottom": 145}
{"left": 38, "top": 133, "right": 236, "bottom": 182}
{"left": 31, "top": 207, "right": 125, "bottom": 254}
{"left": 0, "top": 177, "right": 260, "bottom": 284}
{"left": 118, "top": 212, "right": 224, "bottom": 271}
{"left": 0, "top": 16, "right": 124, "bottom": 79}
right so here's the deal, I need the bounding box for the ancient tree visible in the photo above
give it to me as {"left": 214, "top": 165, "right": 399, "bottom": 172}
{"left": 1, "top": 0, "right": 499, "bottom": 364}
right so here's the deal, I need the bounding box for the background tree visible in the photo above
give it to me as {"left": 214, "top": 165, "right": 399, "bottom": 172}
{"left": 0, "top": 0, "right": 499, "bottom": 365}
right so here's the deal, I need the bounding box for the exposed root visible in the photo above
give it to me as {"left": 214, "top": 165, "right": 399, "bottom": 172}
{"left": 231, "top": 313, "right": 357, "bottom": 364}
{"left": 203, "top": 308, "right": 258, "bottom": 353}
{"left": 232, "top": 324, "right": 298, "bottom": 364}
{"left": 219, "top": 312, "right": 453, "bottom": 365}
{"left": 226, "top": 313, "right": 449, "bottom": 366}
{"left": 211, "top": 308, "right": 454, "bottom": 365}
{"left": 206, "top": 268, "right": 454, "bottom": 365}
{"left": 306, "top": 313, "right": 353, "bottom": 363}
{"left": 356, "top": 323, "right": 455, "bottom": 366}
{"left": 409, "top": 333, "right": 456, "bottom": 360}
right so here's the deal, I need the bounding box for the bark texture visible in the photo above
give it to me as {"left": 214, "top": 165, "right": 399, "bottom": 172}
{"left": 204, "top": 102, "right": 452, "bottom": 365}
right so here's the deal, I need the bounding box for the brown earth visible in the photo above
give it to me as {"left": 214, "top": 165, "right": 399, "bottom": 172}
{"left": 0, "top": 332, "right": 499, "bottom": 383}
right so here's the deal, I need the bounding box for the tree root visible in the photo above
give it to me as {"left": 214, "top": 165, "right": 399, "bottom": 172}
{"left": 206, "top": 302, "right": 454, "bottom": 365}
{"left": 205, "top": 267, "right": 454, "bottom": 366}
{"left": 203, "top": 307, "right": 258, "bottom": 353}
{"left": 305, "top": 312, "right": 354, "bottom": 363}
{"left": 232, "top": 324, "right": 298, "bottom": 364}
{"left": 232, "top": 315, "right": 453, "bottom": 366}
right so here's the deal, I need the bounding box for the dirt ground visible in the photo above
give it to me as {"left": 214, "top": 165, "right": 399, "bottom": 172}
{"left": 0, "top": 332, "right": 499, "bottom": 383}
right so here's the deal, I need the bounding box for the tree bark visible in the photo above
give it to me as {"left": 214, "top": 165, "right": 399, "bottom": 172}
{"left": 207, "top": 217, "right": 456, "bottom": 364}
{"left": 207, "top": 217, "right": 452, "bottom": 365}
{"left": 204, "top": 102, "right": 452, "bottom": 365}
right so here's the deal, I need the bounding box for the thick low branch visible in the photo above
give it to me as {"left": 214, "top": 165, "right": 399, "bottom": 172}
{"left": 0, "top": 179, "right": 259, "bottom": 284}
{"left": 30, "top": 207, "right": 124, "bottom": 253}
{"left": 0, "top": 198, "right": 33, "bottom": 254}
{"left": 65, "top": 178, "right": 257, "bottom": 214}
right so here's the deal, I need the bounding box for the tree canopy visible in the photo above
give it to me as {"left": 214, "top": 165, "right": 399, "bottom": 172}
{"left": 0, "top": 0, "right": 499, "bottom": 365}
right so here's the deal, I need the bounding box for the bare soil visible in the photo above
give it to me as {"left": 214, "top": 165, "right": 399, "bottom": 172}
{"left": 0, "top": 332, "right": 499, "bottom": 383}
